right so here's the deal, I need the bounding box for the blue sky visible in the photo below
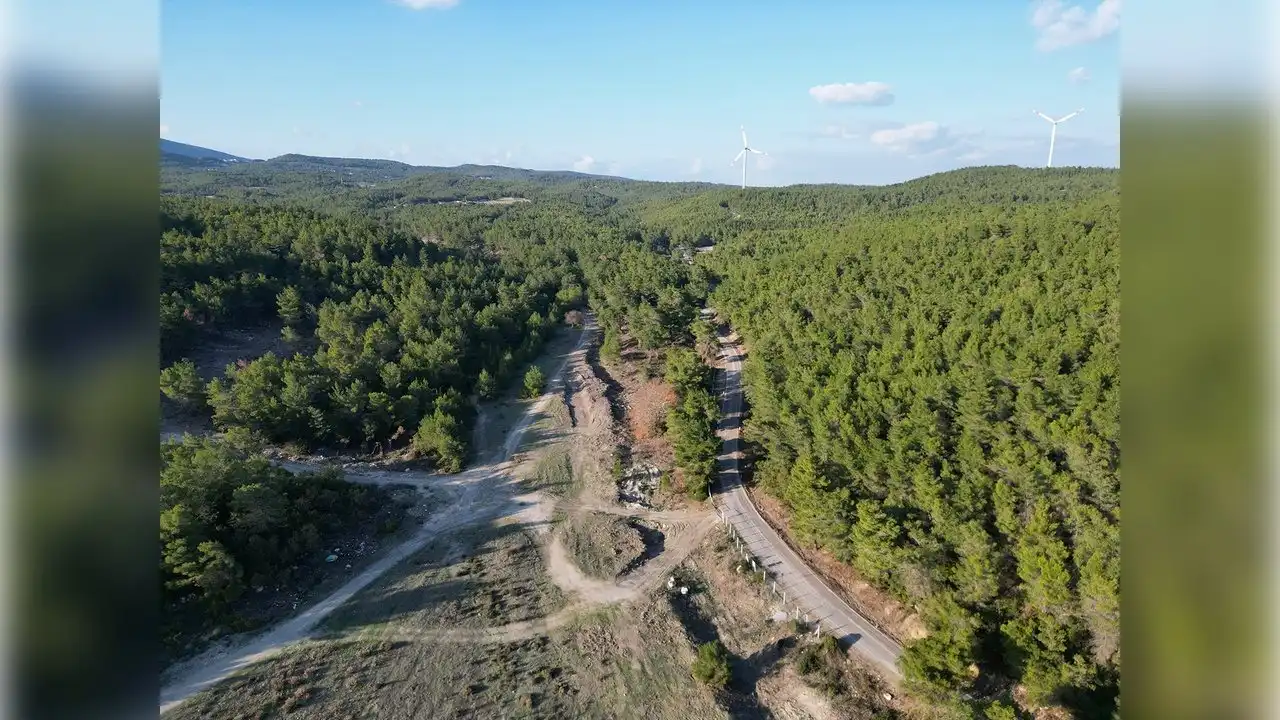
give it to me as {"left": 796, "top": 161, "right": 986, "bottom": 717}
{"left": 160, "top": 0, "right": 1120, "bottom": 185}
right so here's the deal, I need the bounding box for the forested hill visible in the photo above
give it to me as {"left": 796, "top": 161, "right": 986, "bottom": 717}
{"left": 634, "top": 166, "right": 1118, "bottom": 246}
{"left": 159, "top": 160, "right": 1118, "bottom": 716}
{"left": 701, "top": 171, "right": 1119, "bottom": 717}
{"left": 161, "top": 152, "right": 721, "bottom": 210}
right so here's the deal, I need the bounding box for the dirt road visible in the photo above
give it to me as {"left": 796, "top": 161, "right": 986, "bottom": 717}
{"left": 708, "top": 317, "right": 905, "bottom": 681}
{"left": 160, "top": 313, "right": 736, "bottom": 714}
{"left": 159, "top": 320, "right": 594, "bottom": 714}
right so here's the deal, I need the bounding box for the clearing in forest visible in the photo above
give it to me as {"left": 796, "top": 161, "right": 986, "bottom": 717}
{"left": 164, "top": 323, "right": 898, "bottom": 719}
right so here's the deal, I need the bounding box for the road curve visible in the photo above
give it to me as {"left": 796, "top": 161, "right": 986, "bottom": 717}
{"left": 708, "top": 317, "right": 905, "bottom": 681}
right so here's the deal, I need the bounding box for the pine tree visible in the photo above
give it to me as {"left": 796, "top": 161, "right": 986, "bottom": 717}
{"left": 1014, "top": 499, "right": 1072, "bottom": 620}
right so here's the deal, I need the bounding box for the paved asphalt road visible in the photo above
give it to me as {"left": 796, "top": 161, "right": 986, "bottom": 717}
{"left": 709, "top": 319, "right": 904, "bottom": 681}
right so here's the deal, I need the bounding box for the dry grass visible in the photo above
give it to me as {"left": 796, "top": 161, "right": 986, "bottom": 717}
{"left": 529, "top": 447, "right": 577, "bottom": 497}
{"left": 170, "top": 562, "right": 726, "bottom": 720}
{"left": 561, "top": 512, "right": 646, "bottom": 580}
{"left": 321, "top": 523, "right": 568, "bottom": 637}
{"left": 165, "top": 521, "right": 901, "bottom": 720}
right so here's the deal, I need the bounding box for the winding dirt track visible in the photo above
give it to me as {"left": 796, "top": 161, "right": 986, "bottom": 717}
{"left": 160, "top": 322, "right": 594, "bottom": 713}
{"left": 160, "top": 317, "right": 720, "bottom": 713}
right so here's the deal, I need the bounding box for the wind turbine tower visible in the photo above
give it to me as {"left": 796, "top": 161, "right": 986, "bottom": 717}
{"left": 1033, "top": 108, "right": 1083, "bottom": 168}
{"left": 731, "top": 126, "right": 766, "bottom": 189}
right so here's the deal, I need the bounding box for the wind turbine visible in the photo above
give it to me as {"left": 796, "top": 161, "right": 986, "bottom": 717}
{"left": 731, "top": 126, "right": 766, "bottom": 189}
{"left": 1033, "top": 108, "right": 1083, "bottom": 168}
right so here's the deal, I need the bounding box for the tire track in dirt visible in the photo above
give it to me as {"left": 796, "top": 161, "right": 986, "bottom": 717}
{"left": 160, "top": 320, "right": 595, "bottom": 714}
{"left": 352, "top": 335, "right": 720, "bottom": 649}
{"left": 162, "top": 315, "right": 724, "bottom": 712}
{"left": 378, "top": 514, "right": 719, "bottom": 646}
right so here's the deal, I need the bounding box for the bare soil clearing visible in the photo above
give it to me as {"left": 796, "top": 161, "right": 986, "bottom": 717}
{"left": 322, "top": 522, "right": 570, "bottom": 639}
{"left": 160, "top": 319, "right": 593, "bottom": 714}
{"left": 162, "top": 317, "right": 901, "bottom": 719}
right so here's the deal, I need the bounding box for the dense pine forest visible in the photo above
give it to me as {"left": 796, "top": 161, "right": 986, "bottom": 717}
{"left": 160, "top": 152, "right": 1118, "bottom": 717}
{"left": 704, "top": 184, "right": 1119, "bottom": 714}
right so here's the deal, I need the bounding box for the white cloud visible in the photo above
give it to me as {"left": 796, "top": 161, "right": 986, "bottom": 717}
{"left": 353, "top": 100, "right": 365, "bottom": 108}
{"left": 870, "top": 121, "right": 942, "bottom": 150}
{"left": 394, "top": 0, "right": 459, "bottom": 9}
{"left": 869, "top": 121, "right": 988, "bottom": 160}
{"left": 1031, "top": 0, "right": 1120, "bottom": 51}
{"left": 688, "top": 157, "right": 704, "bottom": 175}
{"left": 818, "top": 124, "right": 858, "bottom": 139}
{"left": 1067, "top": 66, "right": 1091, "bottom": 84}
{"left": 808, "top": 82, "right": 895, "bottom": 106}
{"left": 386, "top": 144, "right": 412, "bottom": 160}
{"left": 573, "top": 155, "right": 596, "bottom": 172}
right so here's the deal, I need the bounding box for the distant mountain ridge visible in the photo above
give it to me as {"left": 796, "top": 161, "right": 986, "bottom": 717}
{"left": 160, "top": 139, "right": 252, "bottom": 164}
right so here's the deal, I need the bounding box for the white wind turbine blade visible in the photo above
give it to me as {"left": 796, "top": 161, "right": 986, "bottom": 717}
{"left": 731, "top": 149, "right": 746, "bottom": 164}
{"left": 1057, "top": 108, "right": 1084, "bottom": 123}
{"left": 1033, "top": 110, "right": 1055, "bottom": 123}
{"left": 749, "top": 147, "right": 766, "bottom": 155}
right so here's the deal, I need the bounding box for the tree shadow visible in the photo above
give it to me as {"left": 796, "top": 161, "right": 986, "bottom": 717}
{"left": 620, "top": 520, "right": 665, "bottom": 576}
{"left": 666, "top": 585, "right": 776, "bottom": 719}
{"left": 585, "top": 335, "right": 627, "bottom": 427}
{"left": 720, "top": 638, "right": 794, "bottom": 720}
